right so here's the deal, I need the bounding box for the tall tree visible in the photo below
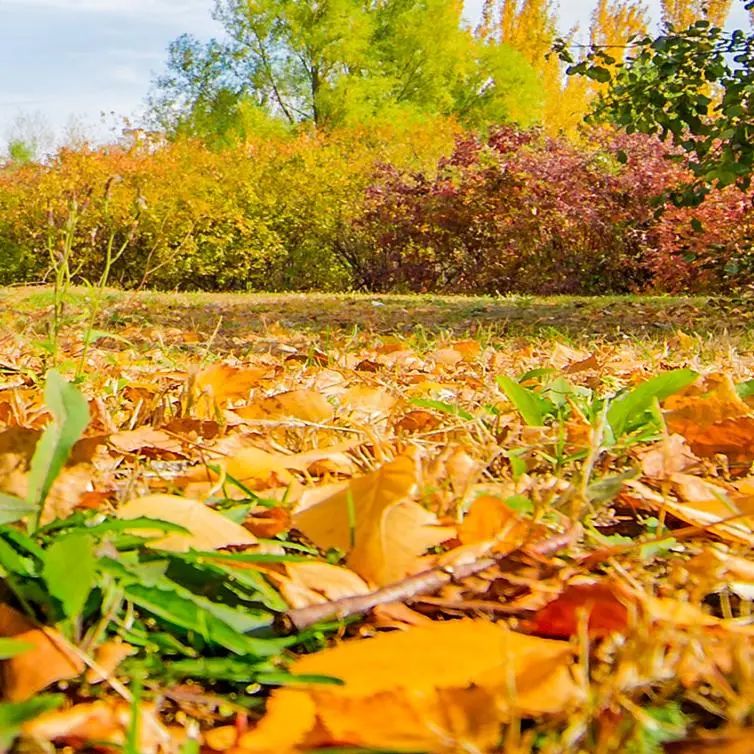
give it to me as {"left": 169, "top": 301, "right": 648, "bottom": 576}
{"left": 150, "top": 0, "right": 543, "bottom": 139}
{"left": 591, "top": 0, "right": 649, "bottom": 56}
{"left": 558, "top": 0, "right": 754, "bottom": 203}
{"left": 661, "top": 0, "right": 732, "bottom": 28}
{"left": 495, "top": 0, "right": 558, "bottom": 64}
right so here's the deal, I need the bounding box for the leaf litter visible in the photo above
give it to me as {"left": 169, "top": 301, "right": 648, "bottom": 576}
{"left": 1, "top": 291, "right": 754, "bottom": 752}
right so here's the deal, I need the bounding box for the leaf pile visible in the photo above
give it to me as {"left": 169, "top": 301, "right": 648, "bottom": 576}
{"left": 1, "top": 302, "right": 754, "bottom": 753}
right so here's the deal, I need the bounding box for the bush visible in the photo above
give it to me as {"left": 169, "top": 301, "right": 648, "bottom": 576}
{"left": 339, "top": 127, "right": 754, "bottom": 294}
{"left": 1, "top": 121, "right": 752, "bottom": 294}
{"left": 0, "top": 120, "right": 457, "bottom": 291}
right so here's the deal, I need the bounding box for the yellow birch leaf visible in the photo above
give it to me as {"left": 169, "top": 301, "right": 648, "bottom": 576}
{"left": 272, "top": 562, "right": 371, "bottom": 609}
{"left": 235, "top": 390, "right": 334, "bottom": 424}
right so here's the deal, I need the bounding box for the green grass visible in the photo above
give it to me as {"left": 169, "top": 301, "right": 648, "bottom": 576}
{"left": 1, "top": 286, "right": 749, "bottom": 349}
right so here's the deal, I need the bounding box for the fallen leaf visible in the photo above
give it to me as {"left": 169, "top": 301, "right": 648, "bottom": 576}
{"left": 528, "top": 582, "right": 632, "bottom": 638}
{"left": 458, "top": 496, "right": 530, "bottom": 552}
{"left": 665, "top": 729, "right": 754, "bottom": 753}
{"left": 236, "top": 620, "right": 582, "bottom": 753}
{"left": 293, "top": 455, "right": 454, "bottom": 585}
{"left": 0, "top": 605, "right": 84, "bottom": 701}
{"left": 235, "top": 389, "right": 335, "bottom": 424}
{"left": 271, "top": 562, "right": 371, "bottom": 609}
{"left": 194, "top": 363, "right": 269, "bottom": 415}
{"left": 116, "top": 494, "right": 257, "bottom": 552}
{"left": 640, "top": 434, "right": 699, "bottom": 479}
{"left": 665, "top": 375, "right": 754, "bottom": 462}
{"left": 85, "top": 641, "right": 137, "bottom": 684}
{"left": 109, "top": 428, "right": 186, "bottom": 458}
{"left": 22, "top": 700, "right": 171, "bottom": 754}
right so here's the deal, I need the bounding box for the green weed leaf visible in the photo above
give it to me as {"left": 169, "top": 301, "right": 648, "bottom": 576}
{"left": 606, "top": 369, "right": 698, "bottom": 439}
{"left": 0, "top": 638, "right": 35, "bottom": 659}
{"left": 27, "top": 370, "right": 90, "bottom": 522}
{"left": 497, "top": 375, "right": 555, "bottom": 426}
{"left": 409, "top": 398, "right": 473, "bottom": 421}
{"left": 42, "top": 532, "right": 97, "bottom": 618}
{"left": 0, "top": 493, "right": 36, "bottom": 526}
{"left": 0, "top": 695, "right": 64, "bottom": 749}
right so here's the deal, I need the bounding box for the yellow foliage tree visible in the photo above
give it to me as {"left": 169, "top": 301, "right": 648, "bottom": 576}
{"left": 591, "top": 0, "right": 650, "bottom": 56}
{"left": 661, "top": 0, "right": 732, "bottom": 28}
{"left": 479, "top": 0, "right": 590, "bottom": 135}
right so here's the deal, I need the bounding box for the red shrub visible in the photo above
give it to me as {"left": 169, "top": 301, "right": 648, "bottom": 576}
{"left": 341, "top": 126, "right": 754, "bottom": 294}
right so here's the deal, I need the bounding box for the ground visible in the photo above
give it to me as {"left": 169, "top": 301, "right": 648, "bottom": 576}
{"left": 1, "top": 288, "right": 754, "bottom": 754}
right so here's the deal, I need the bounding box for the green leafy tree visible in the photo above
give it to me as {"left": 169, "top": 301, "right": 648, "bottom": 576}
{"left": 556, "top": 0, "right": 754, "bottom": 203}
{"left": 149, "top": 0, "right": 543, "bottom": 138}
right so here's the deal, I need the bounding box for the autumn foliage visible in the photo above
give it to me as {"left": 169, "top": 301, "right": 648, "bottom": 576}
{"left": 1, "top": 122, "right": 753, "bottom": 294}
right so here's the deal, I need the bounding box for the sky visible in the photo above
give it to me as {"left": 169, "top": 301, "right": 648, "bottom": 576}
{"left": 0, "top": 0, "right": 751, "bottom": 148}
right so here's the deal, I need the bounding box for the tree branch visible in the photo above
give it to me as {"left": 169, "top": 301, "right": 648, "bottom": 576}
{"left": 285, "top": 524, "right": 580, "bottom": 631}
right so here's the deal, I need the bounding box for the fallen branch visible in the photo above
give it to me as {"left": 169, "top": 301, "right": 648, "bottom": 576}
{"left": 285, "top": 524, "right": 579, "bottom": 631}
{"left": 286, "top": 556, "right": 497, "bottom": 631}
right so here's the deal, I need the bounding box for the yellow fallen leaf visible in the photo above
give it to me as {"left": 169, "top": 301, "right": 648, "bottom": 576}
{"left": 338, "top": 384, "right": 398, "bottom": 419}
{"left": 193, "top": 363, "right": 270, "bottom": 417}
{"left": 293, "top": 455, "right": 454, "bottom": 585}
{"left": 116, "top": 494, "right": 257, "bottom": 552}
{"left": 22, "top": 700, "right": 171, "bottom": 754}
{"left": 237, "top": 619, "right": 582, "bottom": 753}
{"left": 86, "top": 641, "right": 137, "bottom": 684}
{"left": 235, "top": 389, "right": 335, "bottom": 424}
{"left": 109, "top": 428, "right": 185, "bottom": 457}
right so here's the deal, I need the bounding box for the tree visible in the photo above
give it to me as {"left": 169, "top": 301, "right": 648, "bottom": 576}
{"left": 3, "top": 111, "right": 54, "bottom": 164}
{"left": 150, "top": 0, "right": 543, "bottom": 139}
{"left": 661, "top": 0, "right": 732, "bottom": 28}
{"left": 557, "top": 0, "right": 754, "bottom": 203}
{"left": 591, "top": 0, "right": 649, "bottom": 58}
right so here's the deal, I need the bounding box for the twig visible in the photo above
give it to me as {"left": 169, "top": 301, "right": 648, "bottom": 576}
{"left": 285, "top": 557, "right": 497, "bottom": 631}
{"left": 285, "top": 524, "right": 580, "bottom": 631}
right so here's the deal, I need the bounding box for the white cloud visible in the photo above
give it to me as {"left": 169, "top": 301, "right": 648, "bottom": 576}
{"left": 109, "top": 64, "right": 144, "bottom": 85}
{"left": 0, "top": 0, "right": 212, "bottom": 24}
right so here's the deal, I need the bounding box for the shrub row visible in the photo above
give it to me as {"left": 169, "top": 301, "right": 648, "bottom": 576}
{"left": 1, "top": 124, "right": 752, "bottom": 293}
{"left": 342, "top": 128, "right": 754, "bottom": 294}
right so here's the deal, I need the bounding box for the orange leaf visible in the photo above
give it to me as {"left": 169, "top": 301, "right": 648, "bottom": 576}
{"left": 665, "top": 729, "right": 754, "bottom": 753}
{"left": 236, "top": 620, "right": 582, "bottom": 753}
{"left": 665, "top": 375, "right": 754, "bottom": 461}
{"left": 0, "top": 605, "right": 84, "bottom": 701}
{"left": 459, "top": 496, "right": 529, "bottom": 552}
